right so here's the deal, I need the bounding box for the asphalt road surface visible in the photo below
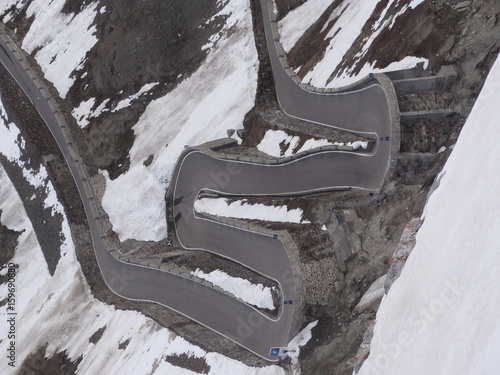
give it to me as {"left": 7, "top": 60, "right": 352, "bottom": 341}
{"left": 0, "top": 0, "right": 396, "bottom": 362}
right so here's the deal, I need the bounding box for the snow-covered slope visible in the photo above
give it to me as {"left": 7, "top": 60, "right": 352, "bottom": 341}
{"left": 0, "top": 0, "right": 258, "bottom": 244}
{"left": 101, "top": 0, "right": 258, "bottom": 242}
{"left": 0, "top": 0, "right": 102, "bottom": 98}
{"left": 279, "top": 0, "right": 428, "bottom": 87}
{"left": 0, "top": 0, "right": 423, "bottom": 244}
{"left": 71, "top": 82, "right": 159, "bottom": 129}
{"left": 0, "top": 98, "right": 283, "bottom": 375}
{"left": 195, "top": 197, "right": 310, "bottom": 224}
{"left": 0, "top": 95, "right": 72, "bottom": 253}
{"left": 192, "top": 269, "right": 276, "bottom": 310}
{"left": 358, "top": 56, "right": 500, "bottom": 374}
{"left": 278, "top": 0, "right": 333, "bottom": 52}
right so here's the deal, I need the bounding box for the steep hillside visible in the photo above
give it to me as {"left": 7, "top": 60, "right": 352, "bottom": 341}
{"left": 0, "top": 72, "right": 283, "bottom": 375}
{"left": 358, "top": 53, "right": 500, "bottom": 375}
{"left": 1, "top": 0, "right": 225, "bottom": 178}
{"left": 0, "top": 0, "right": 499, "bottom": 374}
{"left": 251, "top": 1, "right": 500, "bottom": 374}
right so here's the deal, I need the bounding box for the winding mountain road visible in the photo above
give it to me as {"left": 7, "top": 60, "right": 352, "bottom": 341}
{"left": 0, "top": 0, "right": 398, "bottom": 362}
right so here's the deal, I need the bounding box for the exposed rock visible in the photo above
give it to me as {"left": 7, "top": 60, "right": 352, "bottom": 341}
{"left": 236, "top": 129, "right": 247, "bottom": 140}
{"left": 329, "top": 211, "right": 363, "bottom": 273}
{"left": 352, "top": 322, "right": 375, "bottom": 374}
{"left": 425, "top": 172, "right": 445, "bottom": 205}
{"left": 384, "top": 218, "right": 423, "bottom": 295}
{"left": 88, "top": 326, "right": 106, "bottom": 344}
{"left": 18, "top": 344, "right": 83, "bottom": 375}
{"left": 347, "top": 231, "right": 362, "bottom": 256}
{"left": 342, "top": 208, "right": 365, "bottom": 235}
{"left": 453, "top": 1, "right": 471, "bottom": 11}
{"left": 355, "top": 274, "right": 386, "bottom": 314}
{"left": 118, "top": 338, "right": 131, "bottom": 350}
{"left": 0, "top": 211, "right": 19, "bottom": 272}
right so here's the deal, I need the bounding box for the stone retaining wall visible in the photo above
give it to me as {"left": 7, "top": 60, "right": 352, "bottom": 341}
{"left": 392, "top": 65, "right": 458, "bottom": 96}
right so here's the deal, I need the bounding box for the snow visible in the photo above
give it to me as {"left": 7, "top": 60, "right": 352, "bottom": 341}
{"left": 286, "top": 320, "right": 318, "bottom": 373}
{"left": 0, "top": 103, "right": 25, "bottom": 161}
{"left": 278, "top": 0, "right": 334, "bottom": 52}
{"left": 72, "top": 97, "right": 108, "bottom": 129}
{"left": 257, "top": 129, "right": 367, "bottom": 158}
{"left": 112, "top": 82, "right": 159, "bottom": 112}
{"left": 0, "top": 166, "right": 31, "bottom": 233}
{"left": 358, "top": 56, "right": 500, "bottom": 375}
{"left": 0, "top": 0, "right": 101, "bottom": 98}
{"left": 0, "top": 95, "right": 70, "bottom": 220}
{"left": 279, "top": 0, "right": 428, "bottom": 87}
{"left": 195, "top": 197, "right": 310, "bottom": 224}
{"left": 203, "top": 0, "right": 247, "bottom": 49}
{"left": 101, "top": 0, "right": 259, "bottom": 242}
{"left": 0, "top": 100, "right": 284, "bottom": 375}
{"left": 257, "top": 130, "right": 301, "bottom": 157}
{"left": 71, "top": 83, "right": 159, "bottom": 129}
{"left": 192, "top": 269, "right": 276, "bottom": 310}
{"left": 329, "top": 56, "right": 428, "bottom": 88}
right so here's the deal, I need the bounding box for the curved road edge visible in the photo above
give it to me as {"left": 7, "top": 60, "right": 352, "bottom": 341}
{"left": 0, "top": 0, "right": 402, "bottom": 361}
{"left": 166, "top": 138, "right": 307, "bottom": 343}
{"left": 0, "top": 25, "right": 291, "bottom": 362}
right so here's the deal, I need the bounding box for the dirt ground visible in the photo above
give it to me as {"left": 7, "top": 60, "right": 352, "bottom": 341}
{"left": 1, "top": 0, "right": 500, "bottom": 374}
{"left": 18, "top": 345, "right": 82, "bottom": 375}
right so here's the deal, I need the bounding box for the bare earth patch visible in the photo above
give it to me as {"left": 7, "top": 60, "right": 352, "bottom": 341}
{"left": 165, "top": 353, "right": 211, "bottom": 375}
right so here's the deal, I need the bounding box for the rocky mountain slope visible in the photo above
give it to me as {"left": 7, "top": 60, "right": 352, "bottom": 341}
{"left": 358, "top": 52, "right": 500, "bottom": 375}
{"left": 0, "top": 0, "right": 499, "bottom": 374}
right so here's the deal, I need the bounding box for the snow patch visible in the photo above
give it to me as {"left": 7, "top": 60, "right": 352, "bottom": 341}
{"left": 71, "top": 97, "right": 110, "bottom": 129}
{"left": 202, "top": 0, "right": 244, "bottom": 51}
{"left": 0, "top": 166, "right": 31, "bottom": 233}
{"left": 0, "top": 95, "right": 71, "bottom": 225}
{"left": 15, "top": 0, "right": 100, "bottom": 98}
{"left": 192, "top": 269, "right": 276, "bottom": 310}
{"left": 195, "top": 197, "right": 310, "bottom": 224}
{"left": 257, "top": 130, "right": 367, "bottom": 158}
{"left": 101, "top": 0, "right": 258, "bottom": 242}
{"left": 286, "top": 320, "right": 318, "bottom": 374}
{"left": 279, "top": 0, "right": 428, "bottom": 87}
{"left": 112, "top": 82, "right": 159, "bottom": 112}
{"left": 328, "top": 56, "right": 429, "bottom": 88}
